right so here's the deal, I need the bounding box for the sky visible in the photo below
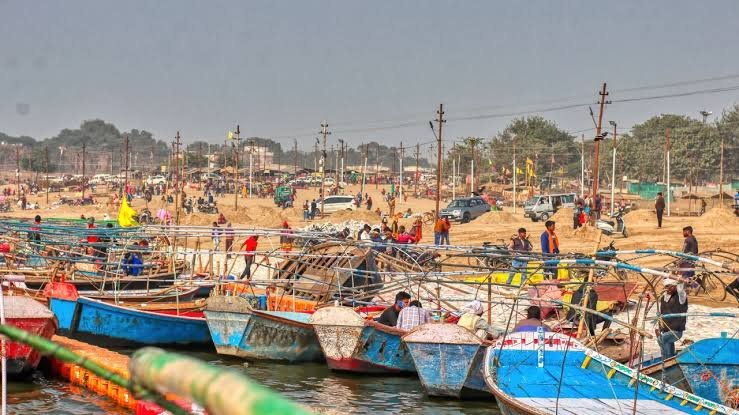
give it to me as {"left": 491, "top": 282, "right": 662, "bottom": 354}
{"left": 2, "top": 0, "right": 739, "bottom": 153}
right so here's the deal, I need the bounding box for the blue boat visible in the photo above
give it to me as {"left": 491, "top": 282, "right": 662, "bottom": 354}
{"left": 48, "top": 283, "right": 210, "bottom": 347}
{"left": 676, "top": 337, "right": 738, "bottom": 408}
{"left": 484, "top": 331, "right": 738, "bottom": 415}
{"left": 403, "top": 323, "right": 491, "bottom": 398}
{"left": 204, "top": 295, "right": 323, "bottom": 363}
{"left": 310, "top": 306, "right": 415, "bottom": 374}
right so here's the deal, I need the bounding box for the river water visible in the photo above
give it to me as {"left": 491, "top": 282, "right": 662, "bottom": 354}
{"left": 7, "top": 351, "right": 499, "bottom": 415}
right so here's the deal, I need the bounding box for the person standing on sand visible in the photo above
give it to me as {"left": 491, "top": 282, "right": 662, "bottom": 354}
{"left": 240, "top": 235, "right": 259, "bottom": 280}
{"left": 366, "top": 196, "right": 373, "bottom": 211}
{"left": 507, "top": 227, "right": 533, "bottom": 285}
{"left": 211, "top": 222, "right": 221, "bottom": 251}
{"left": 655, "top": 192, "right": 666, "bottom": 228}
{"left": 224, "top": 222, "right": 234, "bottom": 258}
{"left": 540, "top": 220, "right": 559, "bottom": 280}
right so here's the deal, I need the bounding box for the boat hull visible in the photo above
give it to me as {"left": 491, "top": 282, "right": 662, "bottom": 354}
{"left": 205, "top": 296, "right": 322, "bottom": 363}
{"left": 677, "top": 337, "right": 739, "bottom": 408}
{"left": 403, "top": 323, "right": 490, "bottom": 398}
{"left": 49, "top": 296, "right": 210, "bottom": 347}
{"left": 4, "top": 296, "right": 57, "bottom": 376}
{"left": 311, "top": 306, "right": 414, "bottom": 374}
{"left": 483, "top": 331, "right": 737, "bottom": 415}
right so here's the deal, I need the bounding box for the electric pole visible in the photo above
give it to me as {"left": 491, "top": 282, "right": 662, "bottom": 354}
{"left": 233, "top": 125, "right": 241, "bottom": 209}
{"left": 591, "top": 83, "right": 610, "bottom": 201}
{"left": 665, "top": 128, "right": 671, "bottom": 217}
{"left": 414, "top": 143, "right": 420, "bottom": 197}
{"left": 719, "top": 134, "right": 725, "bottom": 206}
{"left": 81, "top": 140, "right": 87, "bottom": 200}
{"left": 44, "top": 146, "right": 50, "bottom": 206}
{"left": 361, "top": 142, "right": 368, "bottom": 197}
{"left": 399, "top": 141, "right": 404, "bottom": 204}
{"left": 249, "top": 139, "right": 255, "bottom": 198}
{"left": 319, "top": 121, "right": 330, "bottom": 216}
{"left": 15, "top": 146, "right": 20, "bottom": 198}
{"left": 375, "top": 143, "right": 380, "bottom": 189}
{"left": 122, "top": 136, "right": 130, "bottom": 197}
{"left": 293, "top": 139, "right": 298, "bottom": 176}
{"left": 434, "top": 104, "right": 445, "bottom": 216}
{"left": 173, "top": 131, "right": 181, "bottom": 225}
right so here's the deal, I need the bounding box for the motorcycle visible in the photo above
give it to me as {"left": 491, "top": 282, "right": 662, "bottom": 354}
{"left": 596, "top": 208, "right": 628, "bottom": 237}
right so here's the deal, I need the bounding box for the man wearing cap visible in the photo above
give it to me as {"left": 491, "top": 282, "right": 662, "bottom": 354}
{"left": 507, "top": 228, "right": 533, "bottom": 285}
{"left": 656, "top": 276, "right": 688, "bottom": 359}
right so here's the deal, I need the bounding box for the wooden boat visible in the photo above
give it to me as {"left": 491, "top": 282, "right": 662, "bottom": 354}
{"left": 403, "top": 323, "right": 491, "bottom": 398}
{"left": 2, "top": 295, "right": 58, "bottom": 376}
{"left": 310, "top": 306, "right": 414, "bottom": 374}
{"left": 643, "top": 337, "right": 739, "bottom": 409}
{"left": 82, "top": 285, "right": 200, "bottom": 302}
{"left": 483, "top": 331, "right": 738, "bottom": 415}
{"left": 204, "top": 295, "right": 323, "bottom": 363}
{"left": 45, "top": 282, "right": 210, "bottom": 347}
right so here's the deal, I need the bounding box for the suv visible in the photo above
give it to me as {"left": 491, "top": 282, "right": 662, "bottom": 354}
{"left": 146, "top": 175, "right": 167, "bottom": 185}
{"left": 319, "top": 195, "right": 356, "bottom": 213}
{"left": 523, "top": 193, "right": 576, "bottom": 222}
{"left": 440, "top": 197, "right": 490, "bottom": 223}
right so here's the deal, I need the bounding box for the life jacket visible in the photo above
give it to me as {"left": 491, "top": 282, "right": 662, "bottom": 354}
{"left": 658, "top": 292, "right": 688, "bottom": 332}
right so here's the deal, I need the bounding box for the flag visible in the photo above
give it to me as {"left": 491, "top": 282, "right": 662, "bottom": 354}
{"left": 525, "top": 158, "right": 536, "bottom": 178}
{"left": 118, "top": 198, "right": 139, "bottom": 228}
{"left": 516, "top": 167, "right": 523, "bottom": 175}
{"left": 227, "top": 131, "right": 234, "bottom": 140}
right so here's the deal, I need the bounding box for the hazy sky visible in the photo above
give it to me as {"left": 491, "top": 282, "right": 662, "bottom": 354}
{"left": 2, "top": 0, "right": 739, "bottom": 152}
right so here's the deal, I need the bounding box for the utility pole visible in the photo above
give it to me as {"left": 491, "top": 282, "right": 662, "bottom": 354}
{"left": 434, "top": 104, "right": 445, "bottom": 216}
{"left": 123, "top": 135, "right": 130, "bottom": 197}
{"left": 319, "top": 121, "right": 330, "bottom": 216}
{"left": 173, "top": 131, "right": 181, "bottom": 225}
{"left": 591, "top": 83, "right": 609, "bottom": 201}
{"left": 512, "top": 137, "right": 517, "bottom": 214}
{"left": 399, "top": 141, "right": 404, "bottom": 204}
{"left": 580, "top": 134, "right": 585, "bottom": 198}
{"left": 337, "top": 139, "right": 345, "bottom": 189}
{"left": 233, "top": 125, "right": 241, "bottom": 209}
{"left": 361, "top": 142, "right": 368, "bottom": 197}
{"left": 414, "top": 143, "right": 420, "bottom": 197}
{"left": 293, "top": 139, "right": 298, "bottom": 176}
{"left": 81, "top": 140, "right": 87, "bottom": 200}
{"left": 44, "top": 146, "right": 50, "bottom": 206}
{"left": 15, "top": 146, "right": 20, "bottom": 198}
{"left": 609, "top": 121, "right": 617, "bottom": 215}
{"left": 452, "top": 158, "right": 456, "bottom": 201}
{"left": 665, "top": 128, "right": 671, "bottom": 217}
{"left": 375, "top": 143, "right": 380, "bottom": 189}
{"left": 719, "top": 134, "right": 725, "bottom": 206}
{"left": 197, "top": 142, "right": 203, "bottom": 190}
{"left": 248, "top": 139, "right": 255, "bottom": 198}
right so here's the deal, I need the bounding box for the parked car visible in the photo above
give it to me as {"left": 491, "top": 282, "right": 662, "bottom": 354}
{"left": 523, "top": 193, "right": 577, "bottom": 222}
{"left": 146, "top": 175, "right": 167, "bottom": 185}
{"left": 440, "top": 197, "right": 490, "bottom": 223}
{"left": 319, "top": 195, "right": 356, "bottom": 214}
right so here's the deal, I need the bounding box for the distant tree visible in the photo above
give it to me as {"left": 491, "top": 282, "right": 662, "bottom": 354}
{"left": 21, "top": 148, "right": 55, "bottom": 172}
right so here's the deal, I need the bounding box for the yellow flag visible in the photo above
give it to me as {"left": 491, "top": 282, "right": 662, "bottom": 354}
{"left": 526, "top": 158, "right": 534, "bottom": 167}
{"left": 516, "top": 167, "right": 523, "bottom": 175}
{"left": 118, "top": 198, "right": 139, "bottom": 228}
{"left": 227, "top": 131, "right": 234, "bottom": 140}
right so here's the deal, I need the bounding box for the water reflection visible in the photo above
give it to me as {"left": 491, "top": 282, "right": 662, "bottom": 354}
{"left": 8, "top": 352, "right": 498, "bottom": 415}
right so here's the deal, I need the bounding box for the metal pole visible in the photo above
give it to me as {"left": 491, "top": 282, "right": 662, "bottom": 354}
{"left": 319, "top": 121, "right": 330, "bottom": 216}
{"left": 719, "top": 135, "right": 725, "bottom": 206}
{"left": 233, "top": 125, "right": 240, "bottom": 209}
{"left": 512, "top": 138, "right": 517, "bottom": 214}
{"left": 44, "top": 146, "right": 49, "bottom": 206}
{"left": 591, "top": 83, "right": 608, "bottom": 200}
{"left": 452, "top": 158, "right": 456, "bottom": 201}
{"left": 399, "top": 141, "right": 403, "bottom": 204}
{"left": 249, "top": 140, "right": 254, "bottom": 198}
{"left": 81, "top": 141, "right": 86, "bottom": 200}
{"left": 610, "top": 123, "right": 616, "bottom": 215}
{"left": 15, "top": 146, "right": 20, "bottom": 198}
{"left": 361, "top": 143, "right": 368, "bottom": 196}
{"left": 666, "top": 128, "right": 671, "bottom": 217}
{"left": 434, "top": 104, "right": 445, "bottom": 216}
{"left": 581, "top": 134, "right": 585, "bottom": 198}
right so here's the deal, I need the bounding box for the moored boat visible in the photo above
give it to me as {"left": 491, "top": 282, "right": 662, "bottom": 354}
{"left": 310, "top": 306, "right": 414, "bottom": 374}
{"left": 483, "top": 330, "right": 738, "bottom": 415}
{"left": 45, "top": 282, "right": 210, "bottom": 347}
{"left": 2, "top": 295, "right": 58, "bottom": 376}
{"left": 204, "top": 295, "right": 323, "bottom": 363}
{"left": 403, "top": 323, "right": 491, "bottom": 398}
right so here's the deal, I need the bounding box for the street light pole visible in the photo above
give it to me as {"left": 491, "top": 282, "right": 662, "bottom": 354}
{"left": 608, "top": 121, "right": 617, "bottom": 215}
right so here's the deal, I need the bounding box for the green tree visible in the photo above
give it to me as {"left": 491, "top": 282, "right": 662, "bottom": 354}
{"left": 21, "top": 148, "right": 55, "bottom": 172}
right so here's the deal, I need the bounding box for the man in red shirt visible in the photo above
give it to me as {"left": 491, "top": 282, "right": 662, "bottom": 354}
{"left": 239, "top": 235, "right": 259, "bottom": 280}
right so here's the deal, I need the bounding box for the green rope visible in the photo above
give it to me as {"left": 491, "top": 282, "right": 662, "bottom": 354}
{"left": 0, "top": 324, "right": 190, "bottom": 415}
{"left": 130, "top": 347, "right": 314, "bottom": 415}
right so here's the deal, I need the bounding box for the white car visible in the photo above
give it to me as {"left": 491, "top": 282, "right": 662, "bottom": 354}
{"left": 319, "top": 195, "right": 355, "bottom": 213}
{"left": 146, "top": 175, "right": 167, "bottom": 185}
